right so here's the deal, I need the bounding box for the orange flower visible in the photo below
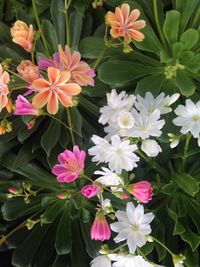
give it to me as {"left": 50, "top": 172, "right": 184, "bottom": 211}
{"left": 0, "top": 64, "right": 9, "bottom": 112}
{"left": 17, "top": 60, "right": 39, "bottom": 83}
{"left": 106, "top": 3, "right": 146, "bottom": 43}
{"left": 32, "top": 67, "right": 81, "bottom": 115}
{"left": 11, "top": 20, "right": 34, "bottom": 52}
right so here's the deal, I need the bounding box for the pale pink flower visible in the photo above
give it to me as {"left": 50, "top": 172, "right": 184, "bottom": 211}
{"left": 58, "top": 45, "right": 95, "bottom": 86}
{"left": 10, "top": 20, "right": 34, "bottom": 52}
{"left": 106, "top": 3, "right": 146, "bottom": 43}
{"left": 17, "top": 60, "right": 39, "bottom": 84}
{"left": 14, "top": 95, "right": 39, "bottom": 116}
{"left": 127, "top": 181, "right": 153, "bottom": 203}
{"left": 32, "top": 67, "right": 81, "bottom": 115}
{"left": 52, "top": 146, "right": 86, "bottom": 183}
{"left": 91, "top": 211, "right": 111, "bottom": 241}
{"left": 81, "top": 184, "right": 100, "bottom": 198}
{"left": 0, "top": 64, "right": 10, "bottom": 112}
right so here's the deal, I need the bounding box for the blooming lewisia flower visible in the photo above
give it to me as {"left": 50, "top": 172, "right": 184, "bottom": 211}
{"left": 14, "top": 95, "right": 39, "bottom": 116}
{"left": 81, "top": 184, "right": 100, "bottom": 198}
{"left": 17, "top": 60, "right": 39, "bottom": 84}
{"left": 113, "top": 255, "right": 153, "bottom": 267}
{"left": 127, "top": 181, "right": 153, "bottom": 203}
{"left": 52, "top": 146, "right": 86, "bottom": 183}
{"left": 32, "top": 67, "right": 81, "bottom": 114}
{"left": 91, "top": 211, "right": 111, "bottom": 241}
{"left": 89, "top": 135, "right": 139, "bottom": 173}
{"left": 110, "top": 202, "right": 154, "bottom": 253}
{"left": 173, "top": 99, "right": 200, "bottom": 144}
{"left": 0, "top": 64, "right": 9, "bottom": 112}
{"left": 10, "top": 20, "right": 34, "bottom": 52}
{"left": 141, "top": 139, "right": 162, "bottom": 157}
{"left": 106, "top": 4, "right": 146, "bottom": 43}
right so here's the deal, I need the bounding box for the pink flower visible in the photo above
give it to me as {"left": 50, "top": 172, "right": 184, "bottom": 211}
{"left": 0, "top": 64, "right": 9, "bottom": 112}
{"left": 27, "top": 120, "right": 36, "bottom": 130}
{"left": 10, "top": 20, "right": 34, "bottom": 52}
{"left": 14, "top": 95, "right": 39, "bottom": 116}
{"left": 81, "top": 184, "right": 100, "bottom": 198}
{"left": 32, "top": 67, "right": 81, "bottom": 115}
{"left": 106, "top": 3, "right": 146, "bottom": 43}
{"left": 91, "top": 211, "right": 111, "bottom": 241}
{"left": 52, "top": 146, "right": 86, "bottom": 183}
{"left": 8, "top": 187, "right": 17, "bottom": 194}
{"left": 127, "top": 181, "right": 153, "bottom": 203}
{"left": 17, "top": 60, "right": 39, "bottom": 84}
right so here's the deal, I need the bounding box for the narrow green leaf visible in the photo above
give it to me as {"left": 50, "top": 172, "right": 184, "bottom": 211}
{"left": 181, "top": 228, "right": 200, "bottom": 251}
{"left": 163, "top": 10, "right": 180, "bottom": 44}
{"left": 41, "top": 202, "right": 63, "bottom": 224}
{"left": 173, "top": 173, "right": 199, "bottom": 197}
{"left": 69, "top": 11, "right": 82, "bottom": 50}
{"left": 41, "top": 20, "right": 58, "bottom": 54}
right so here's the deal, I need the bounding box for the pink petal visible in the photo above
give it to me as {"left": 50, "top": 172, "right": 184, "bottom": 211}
{"left": 57, "top": 92, "right": 72, "bottom": 107}
{"left": 121, "top": 4, "right": 130, "bottom": 22}
{"left": 47, "top": 67, "right": 60, "bottom": 84}
{"left": 128, "top": 9, "right": 140, "bottom": 23}
{"left": 47, "top": 91, "right": 59, "bottom": 115}
{"left": 32, "top": 90, "right": 50, "bottom": 109}
{"left": 131, "top": 20, "right": 146, "bottom": 30}
{"left": 57, "top": 71, "right": 71, "bottom": 84}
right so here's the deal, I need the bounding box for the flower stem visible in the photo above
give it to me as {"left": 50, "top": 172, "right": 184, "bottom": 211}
{"left": 7, "top": 69, "right": 28, "bottom": 82}
{"left": 182, "top": 133, "right": 192, "bottom": 170}
{"left": 92, "top": 44, "right": 108, "bottom": 70}
{"left": 0, "top": 223, "right": 25, "bottom": 247}
{"left": 66, "top": 108, "right": 75, "bottom": 146}
{"left": 153, "top": 236, "right": 174, "bottom": 256}
{"left": 45, "top": 112, "right": 70, "bottom": 131}
{"left": 81, "top": 174, "right": 94, "bottom": 183}
{"left": 111, "top": 243, "right": 127, "bottom": 253}
{"left": 32, "top": 0, "right": 50, "bottom": 56}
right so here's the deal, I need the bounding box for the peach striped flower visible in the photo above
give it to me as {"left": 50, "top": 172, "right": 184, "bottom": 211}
{"left": 106, "top": 3, "right": 146, "bottom": 44}
{"left": 17, "top": 60, "right": 39, "bottom": 84}
{"left": 0, "top": 64, "right": 9, "bottom": 112}
{"left": 32, "top": 67, "right": 81, "bottom": 115}
{"left": 11, "top": 20, "right": 34, "bottom": 53}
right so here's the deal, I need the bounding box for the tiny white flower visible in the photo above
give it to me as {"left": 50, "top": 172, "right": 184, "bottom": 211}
{"left": 117, "top": 111, "right": 135, "bottom": 129}
{"left": 113, "top": 255, "right": 153, "bottom": 267}
{"left": 90, "top": 255, "right": 112, "bottom": 267}
{"left": 110, "top": 202, "right": 154, "bottom": 253}
{"left": 95, "top": 167, "right": 124, "bottom": 191}
{"left": 135, "top": 92, "right": 180, "bottom": 115}
{"left": 99, "top": 89, "right": 135, "bottom": 125}
{"left": 88, "top": 135, "right": 110, "bottom": 163}
{"left": 173, "top": 99, "right": 200, "bottom": 138}
{"left": 141, "top": 139, "right": 162, "bottom": 157}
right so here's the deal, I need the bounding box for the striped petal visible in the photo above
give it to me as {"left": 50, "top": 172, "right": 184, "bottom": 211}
{"left": 47, "top": 67, "right": 60, "bottom": 84}
{"left": 32, "top": 78, "right": 50, "bottom": 91}
{"left": 57, "top": 71, "right": 71, "bottom": 85}
{"left": 32, "top": 90, "right": 50, "bottom": 109}
{"left": 59, "top": 83, "right": 81, "bottom": 95}
{"left": 47, "top": 92, "right": 59, "bottom": 115}
{"left": 57, "top": 92, "right": 72, "bottom": 107}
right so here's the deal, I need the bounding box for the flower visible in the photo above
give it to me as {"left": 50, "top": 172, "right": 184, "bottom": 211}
{"left": 32, "top": 67, "right": 81, "bottom": 115}
{"left": 91, "top": 255, "right": 112, "bottom": 267}
{"left": 89, "top": 135, "right": 139, "bottom": 174}
{"left": 91, "top": 211, "right": 111, "bottom": 241}
{"left": 94, "top": 167, "right": 124, "bottom": 191}
{"left": 141, "top": 139, "right": 162, "bottom": 157}
{"left": 127, "top": 181, "right": 153, "bottom": 203}
{"left": 99, "top": 89, "right": 135, "bottom": 125}
{"left": 110, "top": 202, "right": 154, "bottom": 253}
{"left": 38, "top": 46, "right": 95, "bottom": 87}
{"left": 117, "top": 111, "right": 135, "bottom": 129}
{"left": 0, "top": 64, "right": 9, "bottom": 112}
{"left": 173, "top": 254, "right": 185, "bottom": 267}
{"left": 17, "top": 60, "right": 39, "bottom": 84}
{"left": 10, "top": 20, "right": 33, "bottom": 52}
{"left": 106, "top": 3, "right": 146, "bottom": 43}
{"left": 135, "top": 92, "right": 180, "bottom": 115}
{"left": 81, "top": 184, "right": 100, "bottom": 198}
{"left": 52, "top": 145, "right": 86, "bottom": 183}
{"left": 113, "top": 255, "right": 153, "bottom": 267}
{"left": 14, "top": 95, "right": 39, "bottom": 116}
{"left": 173, "top": 99, "right": 200, "bottom": 139}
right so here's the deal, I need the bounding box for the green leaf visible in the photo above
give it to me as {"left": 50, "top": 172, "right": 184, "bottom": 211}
{"left": 69, "top": 107, "right": 82, "bottom": 137}
{"left": 83, "top": 78, "right": 109, "bottom": 97}
{"left": 185, "top": 245, "right": 199, "bottom": 267}
{"left": 163, "top": 10, "right": 180, "bottom": 44}
{"left": 181, "top": 228, "right": 200, "bottom": 251}
{"left": 183, "top": 54, "right": 200, "bottom": 73}
{"left": 0, "top": 45, "right": 23, "bottom": 64}
{"left": 180, "top": 29, "right": 199, "bottom": 50}
{"left": 55, "top": 204, "right": 72, "bottom": 255}
{"left": 173, "top": 173, "right": 199, "bottom": 197}
{"left": 13, "top": 143, "right": 37, "bottom": 170}
{"left": 69, "top": 11, "right": 82, "bottom": 50}
{"left": 174, "top": 69, "right": 196, "bottom": 97}
{"left": 167, "top": 207, "right": 185, "bottom": 235}
{"left": 74, "top": 0, "right": 92, "bottom": 15}
{"left": 41, "top": 201, "right": 63, "bottom": 224}
{"left": 42, "top": 20, "right": 58, "bottom": 54}
{"left": 0, "top": 21, "right": 12, "bottom": 43}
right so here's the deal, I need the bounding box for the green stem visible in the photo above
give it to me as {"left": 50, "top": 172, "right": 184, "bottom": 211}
{"left": 81, "top": 174, "right": 94, "bottom": 183}
{"left": 65, "top": 0, "right": 71, "bottom": 46}
{"left": 32, "top": 0, "right": 50, "bottom": 56}
{"left": 45, "top": 113, "right": 70, "bottom": 131}
{"left": 153, "top": 236, "right": 174, "bottom": 256}
{"left": 92, "top": 44, "right": 108, "bottom": 70}
{"left": 7, "top": 69, "right": 28, "bottom": 82}
{"left": 137, "top": 248, "right": 149, "bottom": 261}
{"left": 182, "top": 133, "right": 192, "bottom": 170}
{"left": 111, "top": 243, "right": 127, "bottom": 253}
{"left": 66, "top": 108, "right": 75, "bottom": 146}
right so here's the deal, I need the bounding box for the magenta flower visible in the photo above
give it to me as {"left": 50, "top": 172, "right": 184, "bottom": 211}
{"left": 52, "top": 146, "right": 86, "bottom": 183}
{"left": 14, "top": 95, "right": 39, "bottom": 116}
{"left": 127, "top": 181, "right": 153, "bottom": 203}
{"left": 81, "top": 184, "right": 100, "bottom": 198}
{"left": 91, "top": 211, "right": 111, "bottom": 241}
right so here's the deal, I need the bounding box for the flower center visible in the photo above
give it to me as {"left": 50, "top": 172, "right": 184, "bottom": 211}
{"left": 192, "top": 115, "right": 200, "bottom": 122}
{"left": 50, "top": 84, "right": 58, "bottom": 92}
{"left": 132, "top": 224, "right": 139, "bottom": 233}
{"left": 115, "top": 148, "right": 122, "bottom": 155}
{"left": 65, "top": 158, "right": 81, "bottom": 172}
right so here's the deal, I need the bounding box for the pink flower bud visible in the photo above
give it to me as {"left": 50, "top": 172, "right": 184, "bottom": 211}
{"left": 8, "top": 187, "right": 17, "bottom": 194}
{"left": 81, "top": 184, "right": 100, "bottom": 198}
{"left": 127, "top": 181, "right": 153, "bottom": 203}
{"left": 91, "top": 211, "right": 111, "bottom": 241}
{"left": 14, "top": 95, "right": 39, "bottom": 116}
{"left": 56, "top": 193, "right": 67, "bottom": 200}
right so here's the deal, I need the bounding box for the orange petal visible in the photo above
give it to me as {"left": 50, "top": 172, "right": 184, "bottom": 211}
{"left": 59, "top": 83, "right": 81, "bottom": 95}
{"left": 58, "top": 44, "right": 69, "bottom": 67}
{"left": 106, "top": 11, "right": 116, "bottom": 25}
{"left": 115, "top": 7, "right": 124, "bottom": 25}
{"left": 110, "top": 28, "right": 121, "bottom": 38}
{"left": 47, "top": 92, "right": 59, "bottom": 115}
{"left": 57, "top": 71, "right": 71, "bottom": 85}
{"left": 131, "top": 20, "right": 146, "bottom": 30}
{"left": 129, "top": 29, "right": 145, "bottom": 42}
{"left": 12, "top": 37, "right": 29, "bottom": 51}
{"left": 0, "top": 65, "right": 2, "bottom": 76}
{"left": 121, "top": 4, "right": 130, "bottom": 22}
{"left": 47, "top": 67, "right": 60, "bottom": 84}
{"left": 1, "top": 71, "right": 9, "bottom": 84}
{"left": 57, "top": 92, "right": 72, "bottom": 107}
{"left": 0, "top": 95, "right": 8, "bottom": 112}
{"left": 128, "top": 9, "right": 140, "bottom": 23}
{"left": 32, "top": 78, "right": 50, "bottom": 91}
{"left": 32, "top": 90, "right": 50, "bottom": 109}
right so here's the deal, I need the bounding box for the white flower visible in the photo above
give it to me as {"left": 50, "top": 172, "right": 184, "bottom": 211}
{"left": 91, "top": 255, "right": 112, "bottom": 267}
{"left": 120, "top": 109, "right": 165, "bottom": 139}
{"left": 113, "top": 255, "right": 153, "bottom": 267}
{"left": 141, "top": 139, "right": 162, "bottom": 157}
{"left": 99, "top": 89, "right": 135, "bottom": 125}
{"left": 117, "top": 111, "right": 135, "bottom": 129}
{"left": 95, "top": 167, "right": 124, "bottom": 191}
{"left": 168, "top": 133, "right": 180, "bottom": 148}
{"left": 135, "top": 92, "right": 180, "bottom": 115}
{"left": 110, "top": 202, "right": 154, "bottom": 253}
{"left": 174, "top": 264, "right": 184, "bottom": 267}
{"left": 89, "top": 135, "right": 139, "bottom": 174}
{"left": 173, "top": 99, "right": 200, "bottom": 138}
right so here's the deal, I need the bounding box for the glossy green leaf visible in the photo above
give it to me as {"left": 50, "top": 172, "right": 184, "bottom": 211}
{"left": 0, "top": 45, "right": 23, "bottom": 64}
{"left": 184, "top": 54, "right": 200, "bottom": 73}
{"left": 41, "top": 202, "right": 63, "bottom": 224}
{"left": 174, "top": 69, "right": 196, "bottom": 97}
{"left": 180, "top": 29, "right": 199, "bottom": 50}
{"left": 83, "top": 78, "right": 109, "bottom": 97}
{"left": 181, "top": 228, "right": 200, "bottom": 251}
{"left": 163, "top": 10, "right": 180, "bottom": 44}
{"left": 69, "top": 11, "right": 82, "bottom": 50}
{"left": 74, "top": 0, "right": 92, "bottom": 15}
{"left": 173, "top": 173, "right": 199, "bottom": 197}
{"left": 167, "top": 207, "right": 185, "bottom": 235}
{"left": 0, "top": 21, "right": 12, "bottom": 43}
{"left": 13, "top": 143, "right": 37, "bottom": 170}
{"left": 69, "top": 107, "right": 82, "bottom": 137}
{"left": 185, "top": 245, "right": 199, "bottom": 267}
{"left": 42, "top": 20, "right": 58, "bottom": 54}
